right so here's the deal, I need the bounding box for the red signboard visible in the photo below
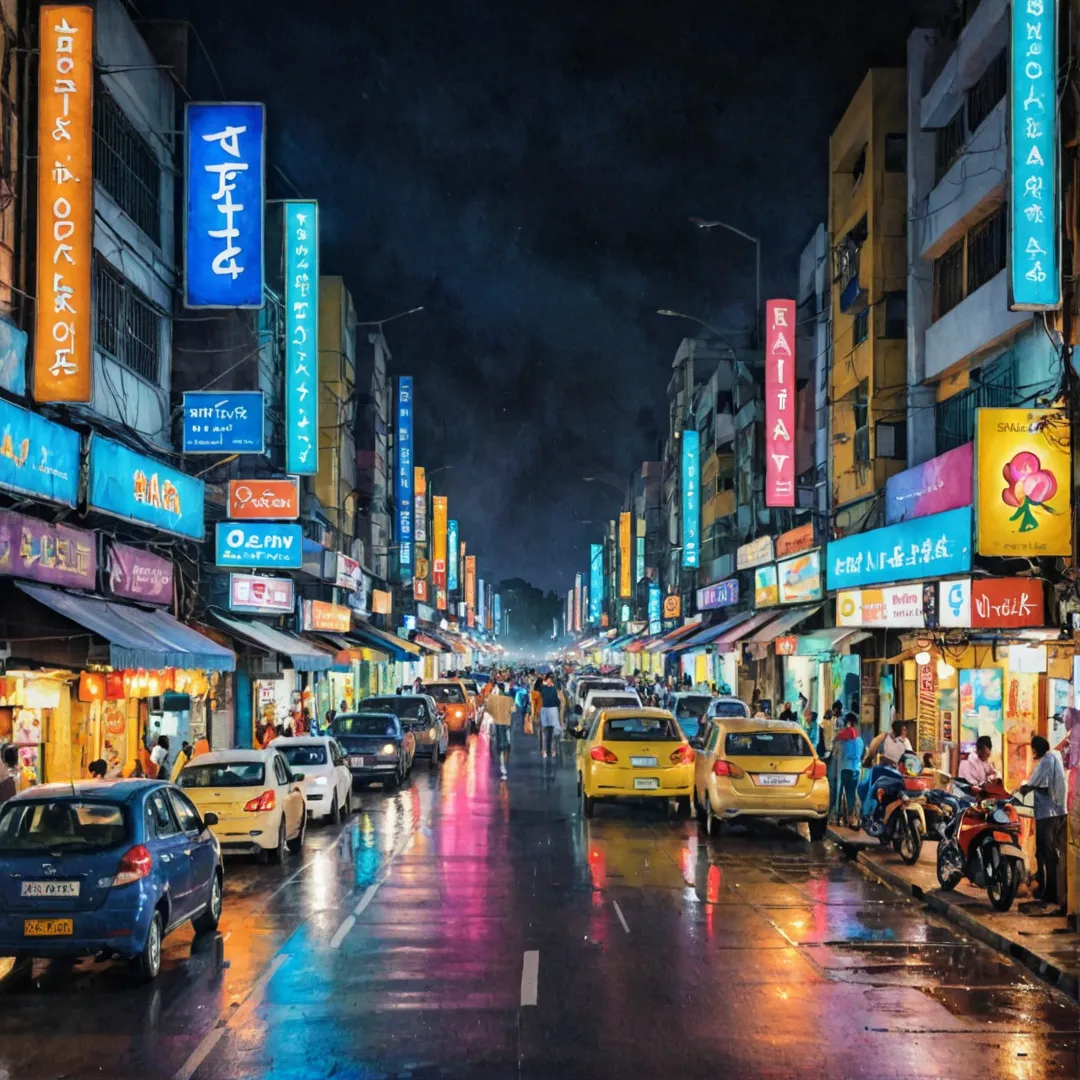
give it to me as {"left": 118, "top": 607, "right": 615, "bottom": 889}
{"left": 971, "top": 578, "right": 1044, "bottom": 628}
{"left": 776, "top": 522, "right": 814, "bottom": 558}
{"left": 775, "top": 635, "right": 797, "bottom": 655}
{"left": 765, "top": 299, "right": 796, "bottom": 507}
{"left": 228, "top": 479, "right": 300, "bottom": 519}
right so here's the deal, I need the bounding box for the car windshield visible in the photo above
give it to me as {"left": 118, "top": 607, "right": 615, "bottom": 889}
{"left": 0, "top": 800, "right": 129, "bottom": 852}
{"left": 462, "top": 681, "right": 479, "bottom": 694}
{"left": 333, "top": 715, "right": 399, "bottom": 737}
{"left": 425, "top": 684, "right": 465, "bottom": 704}
{"left": 278, "top": 744, "right": 327, "bottom": 767}
{"left": 589, "top": 696, "right": 637, "bottom": 710}
{"left": 365, "top": 698, "right": 426, "bottom": 720}
{"left": 582, "top": 682, "right": 623, "bottom": 697}
{"left": 179, "top": 762, "right": 266, "bottom": 787}
{"left": 674, "top": 696, "right": 712, "bottom": 718}
{"left": 604, "top": 716, "right": 681, "bottom": 741}
{"left": 712, "top": 700, "right": 751, "bottom": 717}
{"left": 725, "top": 732, "right": 811, "bottom": 757}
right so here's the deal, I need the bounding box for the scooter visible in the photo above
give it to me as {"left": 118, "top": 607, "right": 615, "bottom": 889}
{"left": 935, "top": 778, "right": 1024, "bottom": 911}
{"left": 857, "top": 756, "right": 927, "bottom": 865}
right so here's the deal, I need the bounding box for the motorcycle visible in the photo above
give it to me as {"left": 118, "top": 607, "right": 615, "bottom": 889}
{"left": 856, "top": 754, "right": 927, "bottom": 865}
{"left": 935, "top": 778, "right": 1024, "bottom": 911}
{"left": 922, "top": 785, "right": 975, "bottom": 843}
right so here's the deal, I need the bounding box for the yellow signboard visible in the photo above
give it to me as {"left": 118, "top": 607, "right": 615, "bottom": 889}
{"left": 618, "top": 512, "right": 632, "bottom": 598}
{"left": 976, "top": 408, "right": 1071, "bottom": 557}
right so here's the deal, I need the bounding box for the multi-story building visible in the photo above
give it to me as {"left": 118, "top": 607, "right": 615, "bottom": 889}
{"left": 356, "top": 330, "right": 393, "bottom": 581}
{"left": 0, "top": 0, "right": 20, "bottom": 324}
{"left": 828, "top": 68, "right": 909, "bottom": 536}
{"left": 795, "top": 223, "right": 830, "bottom": 522}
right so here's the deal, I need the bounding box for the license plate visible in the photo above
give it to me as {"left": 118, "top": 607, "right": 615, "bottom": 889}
{"left": 633, "top": 777, "right": 659, "bottom": 791}
{"left": 24, "top": 918, "right": 73, "bottom": 937}
{"left": 630, "top": 756, "right": 658, "bottom": 768}
{"left": 21, "top": 881, "right": 79, "bottom": 898}
{"left": 349, "top": 755, "right": 366, "bottom": 768}
{"left": 755, "top": 773, "right": 797, "bottom": 786}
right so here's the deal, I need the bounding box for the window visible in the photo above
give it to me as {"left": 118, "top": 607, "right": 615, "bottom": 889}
{"left": 179, "top": 762, "right": 266, "bottom": 788}
{"left": 93, "top": 80, "right": 161, "bottom": 244}
{"left": 966, "top": 50, "right": 1006, "bottom": 134}
{"left": 724, "top": 732, "right": 812, "bottom": 757}
{"left": 853, "top": 380, "right": 870, "bottom": 465}
{"left": 332, "top": 715, "right": 398, "bottom": 737}
{"left": 146, "top": 792, "right": 180, "bottom": 839}
{"left": 278, "top": 744, "right": 328, "bottom": 767}
{"left": 884, "top": 133, "right": 906, "bottom": 173}
{"left": 0, "top": 801, "right": 129, "bottom": 851}
{"left": 603, "top": 716, "right": 681, "bottom": 741}
{"left": 273, "top": 756, "right": 290, "bottom": 786}
{"left": 884, "top": 292, "right": 906, "bottom": 339}
{"left": 966, "top": 204, "right": 1006, "bottom": 294}
{"left": 93, "top": 254, "right": 162, "bottom": 383}
{"left": 935, "top": 108, "right": 965, "bottom": 183}
{"left": 933, "top": 238, "right": 965, "bottom": 319}
{"left": 851, "top": 145, "right": 866, "bottom": 187}
{"left": 852, "top": 308, "right": 869, "bottom": 346}
{"left": 167, "top": 790, "right": 203, "bottom": 835}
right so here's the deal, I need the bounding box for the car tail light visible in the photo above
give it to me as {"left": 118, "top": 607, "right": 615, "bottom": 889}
{"left": 112, "top": 845, "right": 153, "bottom": 887}
{"left": 712, "top": 759, "right": 745, "bottom": 778}
{"left": 804, "top": 760, "right": 827, "bottom": 780}
{"left": 669, "top": 745, "right": 695, "bottom": 765}
{"left": 590, "top": 745, "right": 618, "bottom": 764}
{"left": 244, "top": 790, "right": 276, "bottom": 813}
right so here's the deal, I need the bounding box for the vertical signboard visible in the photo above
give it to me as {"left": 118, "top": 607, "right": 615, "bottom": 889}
{"left": 1009, "top": 0, "right": 1060, "bottom": 310}
{"left": 589, "top": 543, "right": 603, "bottom": 625}
{"left": 433, "top": 496, "right": 448, "bottom": 609}
{"left": 648, "top": 582, "right": 662, "bottom": 636}
{"left": 284, "top": 200, "right": 318, "bottom": 472}
{"left": 574, "top": 572, "right": 583, "bottom": 633}
{"left": 396, "top": 377, "right": 414, "bottom": 579}
{"left": 681, "top": 430, "right": 699, "bottom": 567}
{"left": 478, "top": 577, "right": 486, "bottom": 627}
{"left": 447, "top": 519, "right": 459, "bottom": 591}
{"left": 465, "top": 554, "right": 477, "bottom": 615}
{"left": 618, "top": 512, "right": 632, "bottom": 597}
{"left": 635, "top": 518, "right": 645, "bottom": 588}
{"left": 494, "top": 593, "right": 501, "bottom": 634}
{"left": 414, "top": 467, "right": 427, "bottom": 543}
{"left": 35, "top": 6, "right": 93, "bottom": 403}
{"left": 765, "top": 299, "right": 796, "bottom": 506}
{"left": 184, "top": 103, "right": 266, "bottom": 308}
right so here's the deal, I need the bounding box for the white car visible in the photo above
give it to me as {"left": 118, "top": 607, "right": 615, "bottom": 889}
{"left": 580, "top": 689, "right": 642, "bottom": 725}
{"left": 178, "top": 748, "right": 307, "bottom": 862}
{"left": 704, "top": 696, "right": 752, "bottom": 721}
{"left": 271, "top": 736, "right": 353, "bottom": 823}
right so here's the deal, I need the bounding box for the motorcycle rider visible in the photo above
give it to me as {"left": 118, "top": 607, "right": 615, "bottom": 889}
{"left": 863, "top": 720, "right": 913, "bottom": 767}
{"left": 957, "top": 735, "right": 999, "bottom": 790}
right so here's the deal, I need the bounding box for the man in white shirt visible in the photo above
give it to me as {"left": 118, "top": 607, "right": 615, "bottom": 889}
{"left": 863, "top": 720, "right": 913, "bottom": 766}
{"left": 956, "top": 735, "right": 999, "bottom": 790}
{"left": 149, "top": 735, "right": 170, "bottom": 779}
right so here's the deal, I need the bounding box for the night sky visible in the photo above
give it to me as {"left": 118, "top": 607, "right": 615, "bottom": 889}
{"left": 141, "top": 0, "right": 925, "bottom": 591}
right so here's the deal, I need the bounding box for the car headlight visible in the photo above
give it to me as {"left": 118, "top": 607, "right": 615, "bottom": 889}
{"left": 380, "top": 743, "right": 396, "bottom": 755}
{"left": 313, "top": 776, "right": 328, "bottom": 786}
{"left": 428, "top": 727, "right": 436, "bottom": 739}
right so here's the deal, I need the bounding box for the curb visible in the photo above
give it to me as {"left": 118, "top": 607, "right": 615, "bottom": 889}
{"left": 828, "top": 827, "right": 1079, "bottom": 1003}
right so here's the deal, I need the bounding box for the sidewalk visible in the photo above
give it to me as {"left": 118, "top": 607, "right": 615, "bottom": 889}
{"left": 828, "top": 825, "right": 1080, "bottom": 1002}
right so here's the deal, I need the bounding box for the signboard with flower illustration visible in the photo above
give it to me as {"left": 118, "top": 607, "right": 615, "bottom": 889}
{"left": 975, "top": 408, "right": 1071, "bottom": 557}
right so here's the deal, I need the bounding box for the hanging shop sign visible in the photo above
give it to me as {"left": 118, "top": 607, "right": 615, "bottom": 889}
{"left": 478, "top": 578, "right": 486, "bottom": 626}
{"left": 775, "top": 523, "right": 814, "bottom": 558}
{"left": 0, "top": 316, "right": 27, "bottom": 396}
{"left": 371, "top": 589, "right": 393, "bottom": 616}
{"left": 87, "top": 436, "right": 205, "bottom": 540}
{"left": 663, "top": 595, "right": 681, "bottom": 620}
{"left": 619, "top": 512, "right": 633, "bottom": 597}
{"left": 737, "top": 535, "right": 774, "bottom": 570}
{"left": 465, "top": 555, "right": 477, "bottom": 612}
{"left": 573, "top": 572, "right": 582, "bottom": 633}
{"left": 228, "top": 478, "right": 299, "bottom": 520}
{"left": 184, "top": 102, "right": 266, "bottom": 308}
{"left": 215, "top": 522, "right": 303, "bottom": 568}
{"left": 836, "top": 584, "right": 926, "bottom": 628}
{"left": 648, "top": 583, "right": 662, "bottom": 635}
{"left": 636, "top": 518, "right": 645, "bottom": 587}
{"left": 228, "top": 573, "right": 294, "bottom": 614}
{"left": 396, "top": 377, "right": 414, "bottom": 578}
{"left": 432, "top": 495, "right": 448, "bottom": 567}
{"left": 696, "top": 578, "right": 739, "bottom": 611}
{"left": 589, "top": 543, "right": 603, "bottom": 625}
{"left": 181, "top": 391, "right": 265, "bottom": 454}
{"left": 105, "top": 542, "right": 173, "bottom": 605}
{"left": 302, "top": 599, "right": 351, "bottom": 633}
{"left": 826, "top": 506, "right": 972, "bottom": 591}
{"left": 938, "top": 577, "right": 1045, "bottom": 629}
{"left": 777, "top": 549, "right": 823, "bottom": 604}
{"left": 0, "top": 509, "right": 95, "bottom": 589}
{"left": 764, "top": 299, "right": 796, "bottom": 506}
{"left": 0, "top": 397, "right": 80, "bottom": 506}
{"left": 885, "top": 442, "right": 972, "bottom": 525}
{"left": 1009, "top": 0, "right": 1059, "bottom": 310}
{"left": 775, "top": 635, "right": 798, "bottom": 656}
{"left": 975, "top": 408, "right": 1071, "bottom": 557}
{"left": 754, "top": 564, "right": 778, "bottom": 608}
{"left": 414, "top": 467, "right": 427, "bottom": 543}
{"left": 414, "top": 578, "right": 429, "bottom": 602}
{"left": 34, "top": 5, "right": 93, "bottom": 404}
{"left": 447, "top": 519, "right": 459, "bottom": 591}
{"left": 334, "top": 552, "right": 360, "bottom": 592}
{"left": 283, "top": 200, "right": 318, "bottom": 472}
{"left": 416, "top": 556, "right": 430, "bottom": 580}
{"left": 681, "top": 430, "right": 699, "bottom": 567}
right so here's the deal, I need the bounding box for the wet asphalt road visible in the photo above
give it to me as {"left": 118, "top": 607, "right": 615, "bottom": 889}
{"left": 1, "top": 731, "right": 1078, "bottom": 1080}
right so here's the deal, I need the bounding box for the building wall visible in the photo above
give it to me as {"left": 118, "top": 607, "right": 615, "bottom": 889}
{"left": 0, "top": 0, "right": 19, "bottom": 319}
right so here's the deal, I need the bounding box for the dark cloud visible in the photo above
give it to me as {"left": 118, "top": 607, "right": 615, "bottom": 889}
{"left": 142, "top": 0, "right": 919, "bottom": 588}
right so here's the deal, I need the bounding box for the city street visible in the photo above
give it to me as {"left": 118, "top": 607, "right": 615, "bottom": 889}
{"left": 0, "top": 732, "right": 1075, "bottom": 1080}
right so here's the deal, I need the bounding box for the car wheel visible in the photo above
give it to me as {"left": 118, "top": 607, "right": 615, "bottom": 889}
{"left": 705, "top": 798, "right": 717, "bottom": 838}
{"left": 343, "top": 790, "right": 352, "bottom": 818}
{"left": 582, "top": 791, "right": 595, "bottom": 818}
{"left": 385, "top": 768, "right": 399, "bottom": 792}
{"left": 808, "top": 818, "right": 828, "bottom": 842}
{"left": 193, "top": 872, "right": 223, "bottom": 934}
{"left": 270, "top": 819, "right": 286, "bottom": 864}
{"left": 131, "top": 910, "right": 163, "bottom": 982}
{"left": 287, "top": 812, "right": 305, "bottom": 854}
{"left": 329, "top": 791, "right": 339, "bottom": 825}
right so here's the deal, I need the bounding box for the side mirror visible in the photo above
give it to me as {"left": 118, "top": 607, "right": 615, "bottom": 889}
{"left": 689, "top": 737, "right": 703, "bottom": 751}
{"left": 292, "top": 772, "right": 306, "bottom": 783}
{"left": 203, "top": 812, "right": 218, "bottom": 827}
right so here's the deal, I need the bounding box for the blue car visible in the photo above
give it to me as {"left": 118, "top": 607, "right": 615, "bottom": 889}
{"left": 0, "top": 779, "right": 223, "bottom": 981}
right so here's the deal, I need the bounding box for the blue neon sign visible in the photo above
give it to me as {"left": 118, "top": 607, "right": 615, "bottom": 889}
{"left": 284, "top": 200, "right": 319, "bottom": 472}
{"left": 215, "top": 522, "right": 303, "bottom": 568}
{"left": 447, "top": 519, "right": 459, "bottom": 591}
{"left": 589, "top": 543, "right": 603, "bottom": 625}
{"left": 182, "top": 391, "right": 264, "bottom": 453}
{"left": 184, "top": 102, "right": 265, "bottom": 308}
{"left": 0, "top": 397, "right": 79, "bottom": 506}
{"left": 681, "top": 429, "right": 699, "bottom": 567}
{"left": 648, "top": 582, "right": 662, "bottom": 636}
{"left": 396, "top": 376, "right": 414, "bottom": 579}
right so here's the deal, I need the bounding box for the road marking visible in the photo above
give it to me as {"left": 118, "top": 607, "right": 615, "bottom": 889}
{"left": 173, "top": 952, "right": 289, "bottom": 1080}
{"left": 612, "top": 900, "right": 630, "bottom": 934}
{"left": 520, "top": 950, "right": 539, "bottom": 1007}
{"left": 330, "top": 915, "right": 356, "bottom": 950}
{"left": 354, "top": 883, "right": 381, "bottom": 916}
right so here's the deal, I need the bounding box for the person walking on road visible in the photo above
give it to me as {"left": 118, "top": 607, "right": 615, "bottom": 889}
{"left": 539, "top": 675, "right": 561, "bottom": 759}
{"left": 1018, "top": 735, "right": 1068, "bottom": 911}
{"left": 831, "top": 713, "right": 864, "bottom": 827}
{"left": 484, "top": 682, "right": 514, "bottom": 780}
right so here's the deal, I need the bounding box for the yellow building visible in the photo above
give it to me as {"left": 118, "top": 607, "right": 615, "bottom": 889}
{"left": 316, "top": 276, "right": 358, "bottom": 550}
{"left": 828, "top": 69, "right": 908, "bottom": 534}
{"left": 0, "top": 0, "right": 21, "bottom": 318}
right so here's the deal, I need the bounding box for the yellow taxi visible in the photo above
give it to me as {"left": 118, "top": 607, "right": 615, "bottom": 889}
{"left": 690, "top": 716, "right": 829, "bottom": 840}
{"left": 574, "top": 707, "right": 694, "bottom": 818}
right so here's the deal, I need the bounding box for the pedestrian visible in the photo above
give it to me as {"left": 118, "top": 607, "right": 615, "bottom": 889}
{"left": 413, "top": 676, "right": 424, "bottom": 694}
{"left": 484, "top": 682, "right": 514, "bottom": 780}
{"left": 863, "top": 720, "right": 912, "bottom": 766}
{"left": 170, "top": 741, "right": 193, "bottom": 782}
{"left": 530, "top": 678, "right": 543, "bottom": 741}
{"left": 1018, "top": 735, "right": 1068, "bottom": 911}
{"left": 779, "top": 701, "right": 796, "bottom": 723}
{"left": 831, "top": 713, "right": 864, "bottom": 827}
{"left": 806, "top": 712, "right": 826, "bottom": 757}
{"left": 539, "top": 675, "right": 561, "bottom": 759}
{"left": 0, "top": 745, "right": 18, "bottom": 805}
{"left": 957, "top": 735, "right": 999, "bottom": 790}
{"left": 150, "top": 735, "right": 170, "bottom": 779}
{"left": 88, "top": 758, "right": 108, "bottom": 780}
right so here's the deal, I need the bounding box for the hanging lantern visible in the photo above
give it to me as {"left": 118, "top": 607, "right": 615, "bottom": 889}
{"left": 78, "top": 672, "right": 105, "bottom": 702}
{"left": 105, "top": 672, "right": 125, "bottom": 700}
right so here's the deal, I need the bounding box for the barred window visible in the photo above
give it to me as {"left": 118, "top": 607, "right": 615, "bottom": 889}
{"left": 93, "top": 254, "right": 161, "bottom": 383}
{"left": 966, "top": 50, "right": 1006, "bottom": 134}
{"left": 852, "top": 307, "right": 869, "bottom": 346}
{"left": 93, "top": 80, "right": 161, "bottom": 244}
{"left": 934, "top": 108, "right": 965, "bottom": 184}
{"left": 966, "top": 204, "right": 1006, "bottom": 294}
{"left": 933, "top": 238, "right": 964, "bottom": 320}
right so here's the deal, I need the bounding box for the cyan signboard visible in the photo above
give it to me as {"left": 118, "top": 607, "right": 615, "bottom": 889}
{"left": 182, "top": 391, "right": 264, "bottom": 453}
{"left": 215, "top": 522, "right": 303, "bottom": 568}
{"left": 284, "top": 200, "right": 319, "bottom": 473}
{"left": 681, "top": 429, "right": 699, "bottom": 567}
{"left": 448, "top": 519, "right": 459, "bottom": 591}
{"left": 184, "top": 102, "right": 265, "bottom": 308}
{"left": 88, "top": 436, "right": 205, "bottom": 540}
{"left": 589, "top": 543, "right": 603, "bottom": 625}
{"left": 0, "top": 397, "right": 79, "bottom": 506}
{"left": 826, "top": 507, "right": 972, "bottom": 591}
{"left": 648, "top": 582, "right": 662, "bottom": 636}
{"left": 0, "top": 316, "right": 27, "bottom": 396}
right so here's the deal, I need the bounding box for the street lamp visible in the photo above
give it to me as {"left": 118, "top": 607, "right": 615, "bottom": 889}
{"left": 655, "top": 310, "right": 740, "bottom": 362}
{"left": 689, "top": 216, "right": 761, "bottom": 342}
{"left": 356, "top": 305, "right": 425, "bottom": 327}
{"left": 581, "top": 475, "right": 626, "bottom": 495}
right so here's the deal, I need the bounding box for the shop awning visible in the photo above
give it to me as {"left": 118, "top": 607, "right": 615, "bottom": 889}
{"left": 646, "top": 620, "right": 704, "bottom": 653}
{"left": 744, "top": 605, "right": 822, "bottom": 644}
{"left": 605, "top": 631, "right": 644, "bottom": 651}
{"left": 18, "top": 583, "right": 236, "bottom": 672}
{"left": 626, "top": 633, "right": 661, "bottom": 654}
{"left": 311, "top": 633, "right": 391, "bottom": 665}
{"left": 348, "top": 621, "right": 421, "bottom": 661}
{"left": 711, "top": 609, "right": 782, "bottom": 652}
{"left": 210, "top": 611, "right": 333, "bottom": 672}
{"left": 669, "top": 611, "right": 755, "bottom": 653}
{"left": 794, "top": 627, "right": 872, "bottom": 655}
{"left": 413, "top": 632, "right": 448, "bottom": 653}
